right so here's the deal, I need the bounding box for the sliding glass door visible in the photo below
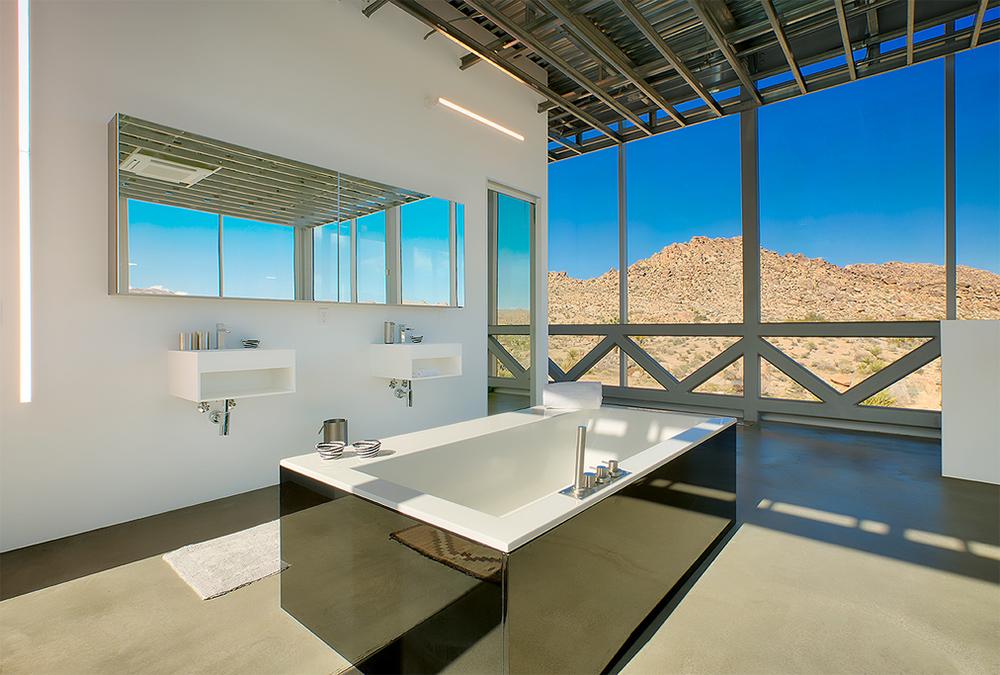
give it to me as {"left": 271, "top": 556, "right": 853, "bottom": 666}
{"left": 488, "top": 188, "right": 535, "bottom": 412}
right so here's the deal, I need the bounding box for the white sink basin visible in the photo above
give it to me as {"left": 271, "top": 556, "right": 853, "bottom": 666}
{"left": 369, "top": 343, "right": 462, "bottom": 380}
{"left": 167, "top": 348, "right": 296, "bottom": 402}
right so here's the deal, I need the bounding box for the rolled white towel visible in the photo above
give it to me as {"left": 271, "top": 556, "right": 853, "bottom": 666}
{"left": 543, "top": 381, "right": 603, "bottom": 410}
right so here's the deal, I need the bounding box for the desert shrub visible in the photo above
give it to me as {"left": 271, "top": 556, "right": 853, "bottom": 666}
{"left": 857, "top": 354, "right": 887, "bottom": 376}
{"left": 861, "top": 391, "right": 897, "bottom": 407}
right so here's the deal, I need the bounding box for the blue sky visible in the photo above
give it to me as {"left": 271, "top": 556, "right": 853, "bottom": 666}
{"left": 129, "top": 196, "right": 459, "bottom": 303}
{"left": 400, "top": 197, "right": 451, "bottom": 305}
{"left": 130, "top": 46, "right": 997, "bottom": 306}
{"left": 549, "top": 44, "right": 1000, "bottom": 280}
{"left": 496, "top": 193, "right": 533, "bottom": 312}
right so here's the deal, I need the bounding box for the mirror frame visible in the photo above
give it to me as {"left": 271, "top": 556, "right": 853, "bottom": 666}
{"left": 108, "top": 113, "right": 465, "bottom": 307}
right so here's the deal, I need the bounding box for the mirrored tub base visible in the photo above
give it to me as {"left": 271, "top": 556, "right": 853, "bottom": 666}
{"left": 279, "top": 425, "right": 736, "bottom": 674}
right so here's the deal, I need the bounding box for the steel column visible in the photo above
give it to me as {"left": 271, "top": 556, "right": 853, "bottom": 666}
{"left": 618, "top": 142, "right": 628, "bottom": 387}
{"left": 945, "top": 52, "right": 957, "bottom": 320}
{"left": 741, "top": 108, "right": 761, "bottom": 422}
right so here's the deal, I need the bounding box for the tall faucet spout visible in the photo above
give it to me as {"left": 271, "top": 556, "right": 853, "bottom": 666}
{"left": 573, "top": 425, "right": 587, "bottom": 495}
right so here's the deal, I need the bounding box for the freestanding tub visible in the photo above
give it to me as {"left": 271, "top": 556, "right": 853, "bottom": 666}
{"left": 279, "top": 406, "right": 737, "bottom": 674}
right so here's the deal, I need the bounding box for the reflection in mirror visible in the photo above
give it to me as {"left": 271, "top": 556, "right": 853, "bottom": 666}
{"left": 401, "top": 197, "right": 452, "bottom": 306}
{"left": 127, "top": 200, "right": 219, "bottom": 296}
{"left": 313, "top": 218, "right": 354, "bottom": 303}
{"left": 357, "top": 211, "right": 388, "bottom": 304}
{"left": 109, "top": 114, "right": 466, "bottom": 306}
{"left": 456, "top": 203, "right": 466, "bottom": 307}
{"left": 223, "top": 216, "right": 295, "bottom": 300}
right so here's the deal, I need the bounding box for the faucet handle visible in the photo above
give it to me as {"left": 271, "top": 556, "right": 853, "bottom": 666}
{"left": 607, "top": 459, "right": 621, "bottom": 477}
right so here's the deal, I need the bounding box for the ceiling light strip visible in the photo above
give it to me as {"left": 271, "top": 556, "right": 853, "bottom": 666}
{"left": 438, "top": 97, "right": 525, "bottom": 142}
{"left": 18, "top": 0, "right": 31, "bottom": 403}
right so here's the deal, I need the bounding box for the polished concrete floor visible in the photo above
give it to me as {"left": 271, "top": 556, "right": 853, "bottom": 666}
{"left": 2, "top": 422, "right": 998, "bottom": 674}
{"left": 486, "top": 390, "right": 530, "bottom": 415}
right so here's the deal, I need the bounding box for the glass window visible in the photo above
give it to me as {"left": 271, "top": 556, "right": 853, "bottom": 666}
{"left": 548, "top": 146, "right": 619, "bottom": 324}
{"left": 127, "top": 199, "right": 219, "bottom": 296}
{"left": 859, "top": 358, "right": 941, "bottom": 411}
{"left": 339, "top": 221, "right": 352, "bottom": 301}
{"left": 496, "top": 193, "right": 532, "bottom": 325}
{"left": 627, "top": 336, "right": 741, "bottom": 389}
{"left": 456, "top": 204, "right": 466, "bottom": 307}
{"left": 760, "top": 62, "right": 945, "bottom": 322}
{"left": 760, "top": 336, "right": 937, "bottom": 407}
{"left": 401, "top": 197, "right": 451, "bottom": 305}
{"left": 357, "top": 211, "right": 387, "bottom": 304}
{"left": 956, "top": 43, "right": 1000, "bottom": 320}
{"left": 626, "top": 116, "right": 741, "bottom": 323}
{"left": 313, "top": 221, "right": 348, "bottom": 302}
{"left": 222, "top": 216, "right": 294, "bottom": 300}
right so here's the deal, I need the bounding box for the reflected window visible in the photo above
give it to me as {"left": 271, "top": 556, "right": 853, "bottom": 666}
{"left": 222, "top": 216, "right": 294, "bottom": 300}
{"left": 760, "top": 62, "right": 945, "bottom": 322}
{"left": 626, "top": 116, "right": 741, "bottom": 323}
{"left": 314, "top": 221, "right": 349, "bottom": 302}
{"left": 548, "top": 147, "right": 619, "bottom": 324}
{"left": 496, "top": 194, "right": 532, "bottom": 324}
{"left": 957, "top": 43, "right": 1000, "bottom": 320}
{"left": 456, "top": 204, "right": 466, "bottom": 307}
{"left": 127, "top": 199, "right": 219, "bottom": 297}
{"left": 401, "top": 197, "right": 451, "bottom": 305}
{"left": 357, "top": 211, "right": 387, "bottom": 304}
{"left": 339, "top": 220, "right": 352, "bottom": 301}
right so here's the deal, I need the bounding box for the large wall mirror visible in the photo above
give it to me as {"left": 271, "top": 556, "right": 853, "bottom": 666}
{"left": 108, "top": 114, "right": 465, "bottom": 307}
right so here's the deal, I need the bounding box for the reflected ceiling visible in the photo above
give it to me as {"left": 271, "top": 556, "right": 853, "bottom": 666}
{"left": 115, "top": 114, "right": 427, "bottom": 227}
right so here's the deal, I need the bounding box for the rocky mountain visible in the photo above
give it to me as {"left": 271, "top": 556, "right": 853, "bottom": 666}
{"left": 549, "top": 236, "right": 1000, "bottom": 325}
{"left": 501, "top": 236, "right": 1000, "bottom": 409}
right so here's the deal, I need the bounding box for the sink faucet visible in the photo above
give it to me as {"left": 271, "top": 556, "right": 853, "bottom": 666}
{"left": 216, "top": 322, "right": 231, "bottom": 350}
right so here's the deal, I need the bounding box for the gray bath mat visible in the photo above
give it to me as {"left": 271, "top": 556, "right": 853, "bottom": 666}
{"left": 162, "top": 520, "right": 285, "bottom": 600}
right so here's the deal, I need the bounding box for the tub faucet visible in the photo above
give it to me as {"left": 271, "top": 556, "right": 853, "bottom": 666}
{"left": 573, "top": 425, "right": 588, "bottom": 496}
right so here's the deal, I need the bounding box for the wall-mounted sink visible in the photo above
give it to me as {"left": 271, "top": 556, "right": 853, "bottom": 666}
{"left": 370, "top": 343, "right": 462, "bottom": 380}
{"left": 168, "top": 349, "right": 296, "bottom": 402}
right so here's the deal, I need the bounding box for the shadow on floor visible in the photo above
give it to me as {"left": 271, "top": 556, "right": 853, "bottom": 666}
{"left": 0, "top": 483, "right": 325, "bottom": 601}
{"left": 736, "top": 422, "right": 999, "bottom": 584}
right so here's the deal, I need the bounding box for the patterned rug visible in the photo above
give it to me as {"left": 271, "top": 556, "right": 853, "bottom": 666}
{"left": 389, "top": 524, "right": 503, "bottom": 584}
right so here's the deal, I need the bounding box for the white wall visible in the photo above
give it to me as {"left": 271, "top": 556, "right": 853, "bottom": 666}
{"left": 941, "top": 320, "right": 1000, "bottom": 485}
{"left": 0, "top": 0, "right": 547, "bottom": 551}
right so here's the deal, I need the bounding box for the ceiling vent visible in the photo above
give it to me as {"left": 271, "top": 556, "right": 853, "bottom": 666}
{"left": 119, "top": 148, "right": 219, "bottom": 186}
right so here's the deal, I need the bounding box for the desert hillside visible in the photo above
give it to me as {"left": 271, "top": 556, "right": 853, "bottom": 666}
{"left": 549, "top": 236, "right": 1000, "bottom": 324}
{"left": 497, "top": 236, "right": 1000, "bottom": 410}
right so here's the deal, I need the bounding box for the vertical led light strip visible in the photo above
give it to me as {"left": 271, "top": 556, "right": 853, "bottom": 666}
{"left": 18, "top": 0, "right": 31, "bottom": 402}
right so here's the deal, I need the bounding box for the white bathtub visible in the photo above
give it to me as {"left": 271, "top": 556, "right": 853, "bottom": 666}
{"left": 280, "top": 406, "right": 735, "bottom": 551}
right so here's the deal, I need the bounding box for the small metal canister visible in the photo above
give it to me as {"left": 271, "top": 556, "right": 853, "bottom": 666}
{"left": 383, "top": 321, "right": 397, "bottom": 344}
{"left": 320, "top": 418, "right": 348, "bottom": 444}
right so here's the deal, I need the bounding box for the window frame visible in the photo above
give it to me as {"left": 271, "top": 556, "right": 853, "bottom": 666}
{"left": 114, "top": 196, "right": 466, "bottom": 307}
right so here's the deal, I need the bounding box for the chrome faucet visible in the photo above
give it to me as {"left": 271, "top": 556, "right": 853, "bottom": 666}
{"left": 560, "top": 426, "right": 630, "bottom": 499}
{"left": 216, "top": 322, "right": 231, "bottom": 350}
{"left": 573, "top": 425, "right": 589, "bottom": 496}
